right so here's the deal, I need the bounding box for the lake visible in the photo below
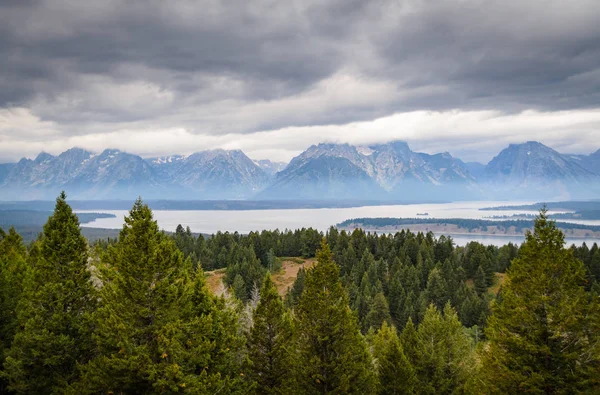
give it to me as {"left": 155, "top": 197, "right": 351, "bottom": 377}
{"left": 77, "top": 200, "right": 600, "bottom": 247}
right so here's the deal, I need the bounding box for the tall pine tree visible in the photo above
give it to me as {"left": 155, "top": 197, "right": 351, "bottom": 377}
{"left": 246, "top": 273, "right": 295, "bottom": 394}
{"left": 372, "top": 321, "right": 416, "bottom": 395}
{"left": 0, "top": 228, "right": 29, "bottom": 394}
{"left": 3, "top": 192, "right": 97, "bottom": 394}
{"left": 482, "top": 209, "right": 600, "bottom": 393}
{"left": 295, "top": 239, "right": 376, "bottom": 394}
{"left": 76, "top": 199, "right": 243, "bottom": 393}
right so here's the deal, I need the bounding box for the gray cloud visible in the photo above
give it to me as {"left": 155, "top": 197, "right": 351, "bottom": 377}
{"left": 0, "top": 0, "right": 599, "bottom": 161}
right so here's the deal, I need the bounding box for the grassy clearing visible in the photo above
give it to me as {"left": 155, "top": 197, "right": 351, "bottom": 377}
{"left": 203, "top": 258, "right": 315, "bottom": 297}
{"left": 490, "top": 272, "right": 507, "bottom": 296}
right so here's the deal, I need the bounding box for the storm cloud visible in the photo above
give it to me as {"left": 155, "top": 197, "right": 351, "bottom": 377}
{"left": 1, "top": 0, "right": 599, "bottom": 163}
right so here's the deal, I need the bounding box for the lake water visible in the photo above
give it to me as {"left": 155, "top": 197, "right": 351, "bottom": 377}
{"left": 78, "top": 200, "right": 600, "bottom": 247}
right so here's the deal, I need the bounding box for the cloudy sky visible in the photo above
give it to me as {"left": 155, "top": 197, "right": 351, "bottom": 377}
{"left": 1, "top": 0, "right": 599, "bottom": 164}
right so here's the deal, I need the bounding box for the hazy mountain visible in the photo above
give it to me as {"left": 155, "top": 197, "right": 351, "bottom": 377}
{"left": 482, "top": 141, "right": 600, "bottom": 199}
{"left": 0, "top": 164, "right": 13, "bottom": 184}
{"left": 157, "top": 149, "right": 269, "bottom": 199}
{"left": 259, "top": 141, "right": 477, "bottom": 200}
{"left": 0, "top": 148, "right": 268, "bottom": 200}
{"left": 254, "top": 159, "right": 288, "bottom": 176}
{"left": 258, "top": 156, "right": 385, "bottom": 200}
{"left": 568, "top": 149, "right": 600, "bottom": 175}
{"left": 463, "top": 161, "right": 486, "bottom": 180}
{"left": 1, "top": 141, "right": 599, "bottom": 201}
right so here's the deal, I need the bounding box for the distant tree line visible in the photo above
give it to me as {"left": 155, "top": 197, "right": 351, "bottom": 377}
{"left": 338, "top": 216, "right": 600, "bottom": 233}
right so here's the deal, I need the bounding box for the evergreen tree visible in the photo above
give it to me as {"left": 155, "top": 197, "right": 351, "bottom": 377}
{"left": 295, "top": 239, "right": 376, "bottom": 394}
{"left": 482, "top": 209, "right": 600, "bottom": 393}
{"left": 285, "top": 267, "right": 305, "bottom": 308}
{"left": 473, "top": 265, "right": 488, "bottom": 296}
{"left": 364, "top": 292, "right": 392, "bottom": 332}
{"left": 3, "top": 192, "right": 97, "bottom": 394}
{"left": 246, "top": 273, "right": 295, "bottom": 394}
{"left": 372, "top": 321, "right": 416, "bottom": 395}
{"left": 412, "top": 303, "right": 473, "bottom": 394}
{"left": 76, "top": 199, "right": 243, "bottom": 393}
{"left": 0, "top": 228, "right": 28, "bottom": 394}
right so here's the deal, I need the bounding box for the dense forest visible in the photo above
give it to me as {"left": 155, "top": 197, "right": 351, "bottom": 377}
{"left": 1, "top": 193, "right": 599, "bottom": 393}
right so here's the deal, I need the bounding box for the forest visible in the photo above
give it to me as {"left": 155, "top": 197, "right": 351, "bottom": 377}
{"left": 0, "top": 193, "right": 599, "bottom": 394}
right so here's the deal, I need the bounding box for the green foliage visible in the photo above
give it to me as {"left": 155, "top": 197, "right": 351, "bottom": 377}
{"left": 482, "top": 209, "right": 600, "bottom": 393}
{"left": 295, "top": 240, "right": 376, "bottom": 394}
{"left": 76, "top": 199, "right": 244, "bottom": 394}
{"left": 246, "top": 274, "right": 295, "bottom": 394}
{"left": 409, "top": 303, "right": 474, "bottom": 394}
{"left": 3, "top": 192, "right": 97, "bottom": 394}
{"left": 372, "top": 321, "right": 416, "bottom": 395}
{"left": 0, "top": 227, "right": 29, "bottom": 393}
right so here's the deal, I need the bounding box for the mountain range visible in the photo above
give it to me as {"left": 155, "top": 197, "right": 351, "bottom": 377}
{"left": 0, "top": 141, "right": 599, "bottom": 201}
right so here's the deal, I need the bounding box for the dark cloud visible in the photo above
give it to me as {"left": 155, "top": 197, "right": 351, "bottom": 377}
{"left": 0, "top": 0, "right": 599, "bottom": 143}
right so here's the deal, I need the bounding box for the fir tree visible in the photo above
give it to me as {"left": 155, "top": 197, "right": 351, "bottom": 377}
{"left": 295, "top": 239, "right": 376, "bottom": 394}
{"left": 76, "top": 199, "right": 243, "bottom": 393}
{"left": 412, "top": 303, "right": 473, "bottom": 394}
{"left": 364, "top": 292, "right": 392, "bottom": 332}
{"left": 482, "top": 209, "right": 600, "bottom": 393}
{"left": 246, "top": 273, "right": 295, "bottom": 394}
{"left": 473, "top": 265, "right": 488, "bottom": 296}
{"left": 0, "top": 227, "right": 28, "bottom": 394}
{"left": 372, "top": 321, "right": 416, "bottom": 395}
{"left": 3, "top": 192, "right": 97, "bottom": 394}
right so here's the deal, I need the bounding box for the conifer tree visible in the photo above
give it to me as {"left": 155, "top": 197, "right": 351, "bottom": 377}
{"left": 411, "top": 303, "right": 473, "bottom": 394}
{"left": 77, "top": 199, "right": 243, "bottom": 393}
{"left": 246, "top": 273, "right": 295, "bottom": 394}
{"left": 295, "top": 239, "right": 376, "bottom": 394}
{"left": 473, "top": 265, "right": 488, "bottom": 296}
{"left": 372, "top": 321, "right": 416, "bottom": 395}
{"left": 0, "top": 227, "right": 28, "bottom": 394}
{"left": 364, "top": 292, "right": 392, "bottom": 332}
{"left": 482, "top": 209, "right": 600, "bottom": 393}
{"left": 3, "top": 192, "right": 97, "bottom": 394}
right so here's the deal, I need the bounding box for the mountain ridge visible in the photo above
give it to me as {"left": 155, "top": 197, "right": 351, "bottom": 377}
{"left": 1, "top": 141, "right": 599, "bottom": 201}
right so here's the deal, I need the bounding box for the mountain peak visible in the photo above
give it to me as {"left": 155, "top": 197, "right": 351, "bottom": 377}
{"left": 34, "top": 152, "right": 54, "bottom": 163}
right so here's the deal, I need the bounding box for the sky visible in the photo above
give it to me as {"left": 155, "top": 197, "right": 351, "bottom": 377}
{"left": 1, "top": 0, "right": 599, "bottom": 164}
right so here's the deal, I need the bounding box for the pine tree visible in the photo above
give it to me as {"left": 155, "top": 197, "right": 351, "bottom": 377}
{"left": 473, "top": 265, "right": 487, "bottom": 296}
{"left": 246, "top": 273, "right": 295, "bottom": 394}
{"left": 76, "top": 199, "right": 243, "bottom": 393}
{"left": 364, "top": 292, "right": 392, "bottom": 332}
{"left": 372, "top": 321, "right": 416, "bottom": 395}
{"left": 482, "top": 209, "right": 600, "bottom": 393}
{"left": 295, "top": 239, "right": 376, "bottom": 394}
{"left": 411, "top": 303, "right": 473, "bottom": 394}
{"left": 0, "top": 227, "right": 29, "bottom": 394}
{"left": 3, "top": 192, "right": 97, "bottom": 394}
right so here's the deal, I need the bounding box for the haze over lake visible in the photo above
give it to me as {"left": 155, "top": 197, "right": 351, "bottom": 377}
{"left": 78, "top": 201, "right": 600, "bottom": 247}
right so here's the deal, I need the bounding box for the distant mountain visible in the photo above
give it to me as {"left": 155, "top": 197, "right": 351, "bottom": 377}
{"left": 254, "top": 159, "right": 287, "bottom": 176}
{"left": 259, "top": 156, "right": 385, "bottom": 199}
{"left": 0, "top": 148, "right": 268, "bottom": 200}
{"left": 0, "top": 163, "right": 13, "bottom": 184}
{"left": 148, "top": 149, "right": 269, "bottom": 199}
{"left": 482, "top": 141, "right": 599, "bottom": 199}
{"left": 1, "top": 141, "right": 599, "bottom": 201}
{"left": 258, "top": 142, "right": 477, "bottom": 200}
{"left": 463, "top": 161, "right": 486, "bottom": 180}
{"left": 568, "top": 149, "right": 600, "bottom": 175}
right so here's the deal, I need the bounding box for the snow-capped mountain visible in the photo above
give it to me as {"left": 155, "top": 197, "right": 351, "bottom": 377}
{"left": 258, "top": 142, "right": 476, "bottom": 200}
{"left": 148, "top": 149, "right": 269, "bottom": 198}
{"left": 0, "top": 141, "right": 599, "bottom": 201}
{"left": 0, "top": 148, "right": 268, "bottom": 199}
